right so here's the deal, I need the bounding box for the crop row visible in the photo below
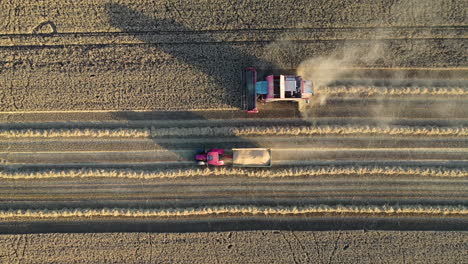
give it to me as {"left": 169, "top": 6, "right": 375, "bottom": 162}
{"left": 149, "top": 125, "right": 468, "bottom": 137}
{"left": 2, "top": 166, "right": 466, "bottom": 180}
{"left": 317, "top": 86, "right": 468, "bottom": 96}
{"left": 1, "top": 125, "right": 466, "bottom": 138}
{"left": 0, "top": 128, "right": 150, "bottom": 138}
{"left": 0, "top": 205, "right": 466, "bottom": 219}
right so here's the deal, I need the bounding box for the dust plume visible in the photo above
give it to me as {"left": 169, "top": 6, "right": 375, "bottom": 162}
{"left": 295, "top": 0, "right": 461, "bottom": 119}
{"left": 297, "top": 41, "right": 386, "bottom": 89}
{"left": 296, "top": 41, "right": 386, "bottom": 114}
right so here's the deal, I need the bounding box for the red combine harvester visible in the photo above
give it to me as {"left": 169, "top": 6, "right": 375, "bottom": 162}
{"left": 242, "top": 67, "right": 313, "bottom": 113}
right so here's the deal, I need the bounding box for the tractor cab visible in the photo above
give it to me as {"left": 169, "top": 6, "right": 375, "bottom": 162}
{"left": 195, "top": 149, "right": 226, "bottom": 166}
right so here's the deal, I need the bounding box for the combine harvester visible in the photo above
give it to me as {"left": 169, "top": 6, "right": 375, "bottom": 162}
{"left": 242, "top": 67, "right": 314, "bottom": 113}
{"left": 195, "top": 148, "right": 272, "bottom": 167}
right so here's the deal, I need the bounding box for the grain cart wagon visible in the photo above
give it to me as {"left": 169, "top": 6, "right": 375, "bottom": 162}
{"left": 242, "top": 67, "right": 313, "bottom": 113}
{"left": 195, "top": 148, "right": 272, "bottom": 167}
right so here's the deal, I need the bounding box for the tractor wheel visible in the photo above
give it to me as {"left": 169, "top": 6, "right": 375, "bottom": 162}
{"left": 196, "top": 148, "right": 205, "bottom": 154}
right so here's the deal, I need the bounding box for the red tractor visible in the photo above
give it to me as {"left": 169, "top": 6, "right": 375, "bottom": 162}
{"left": 195, "top": 149, "right": 231, "bottom": 166}
{"left": 195, "top": 148, "right": 272, "bottom": 167}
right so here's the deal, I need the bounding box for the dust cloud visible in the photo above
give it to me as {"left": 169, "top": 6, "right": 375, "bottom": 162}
{"left": 295, "top": 0, "right": 459, "bottom": 120}
{"left": 296, "top": 41, "right": 386, "bottom": 91}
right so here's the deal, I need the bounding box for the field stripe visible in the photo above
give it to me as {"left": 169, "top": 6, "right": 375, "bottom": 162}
{"left": 1, "top": 26, "right": 466, "bottom": 47}
{"left": 3, "top": 148, "right": 467, "bottom": 154}
{"left": 2, "top": 118, "right": 467, "bottom": 129}
{"left": 149, "top": 126, "right": 468, "bottom": 137}
{"left": 0, "top": 125, "right": 467, "bottom": 138}
{"left": 0, "top": 205, "right": 465, "bottom": 219}
{"left": 317, "top": 86, "right": 468, "bottom": 96}
{"left": 2, "top": 137, "right": 466, "bottom": 152}
{"left": 1, "top": 166, "right": 466, "bottom": 179}
{"left": 2, "top": 149, "right": 467, "bottom": 166}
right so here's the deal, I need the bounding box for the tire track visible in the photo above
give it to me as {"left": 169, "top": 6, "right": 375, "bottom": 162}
{"left": 2, "top": 118, "right": 467, "bottom": 129}
{"left": 1, "top": 25, "right": 466, "bottom": 47}
{"left": 2, "top": 136, "right": 467, "bottom": 152}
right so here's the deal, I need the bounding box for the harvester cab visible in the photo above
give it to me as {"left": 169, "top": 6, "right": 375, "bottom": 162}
{"left": 242, "top": 67, "right": 313, "bottom": 113}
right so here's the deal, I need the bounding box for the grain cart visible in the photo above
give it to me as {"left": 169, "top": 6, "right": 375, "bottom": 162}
{"left": 195, "top": 148, "right": 272, "bottom": 167}
{"left": 242, "top": 67, "right": 313, "bottom": 113}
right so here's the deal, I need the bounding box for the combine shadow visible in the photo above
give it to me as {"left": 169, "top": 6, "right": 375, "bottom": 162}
{"left": 12, "top": 4, "right": 339, "bottom": 234}
{"left": 100, "top": 4, "right": 320, "bottom": 233}
{"left": 105, "top": 3, "right": 272, "bottom": 164}
{"left": 106, "top": 3, "right": 277, "bottom": 109}
{"left": 105, "top": 3, "right": 302, "bottom": 165}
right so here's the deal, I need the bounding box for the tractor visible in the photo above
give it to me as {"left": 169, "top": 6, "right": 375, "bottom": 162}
{"left": 195, "top": 148, "right": 272, "bottom": 167}
{"left": 195, "top": 149, "right": 230, "bottom": 166}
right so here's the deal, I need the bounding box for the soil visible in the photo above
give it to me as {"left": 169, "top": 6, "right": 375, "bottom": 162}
{"left": 0, "top": 231, "right": 467, "bottom": 264}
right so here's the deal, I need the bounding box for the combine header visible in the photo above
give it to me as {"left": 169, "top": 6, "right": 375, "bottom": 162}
{"left": 242, "top": 67, "right": 313, "bottom": 113}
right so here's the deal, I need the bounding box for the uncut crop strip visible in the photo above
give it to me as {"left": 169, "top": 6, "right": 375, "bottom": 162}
{"left": 0, "top": 205, "right": 466, "bottom": 219}
{"left": 0, "top": 128, "right": 150, "bottom": 138}
{"left": 2, "top": 166, "right": 466, "bottom": 180}
{"left": 316, "top": 86, "right": 468, "bottom": 97}
{"left": 1, "top": 125, "right": 467, "bottom": 138}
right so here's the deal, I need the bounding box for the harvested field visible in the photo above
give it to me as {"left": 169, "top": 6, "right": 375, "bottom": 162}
{"left": 1, "top": 100, "right": 467, "bottom": 233}
{"left": 0, "top": 0, "right": 467, "bottom": 261}
{"left": 1, "top": 231, "right": 467, "bottom": 264}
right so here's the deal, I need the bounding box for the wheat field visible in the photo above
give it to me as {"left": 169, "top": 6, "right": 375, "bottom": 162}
{"left": 0, "top": 1, "right": 467, "bottom": 260}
